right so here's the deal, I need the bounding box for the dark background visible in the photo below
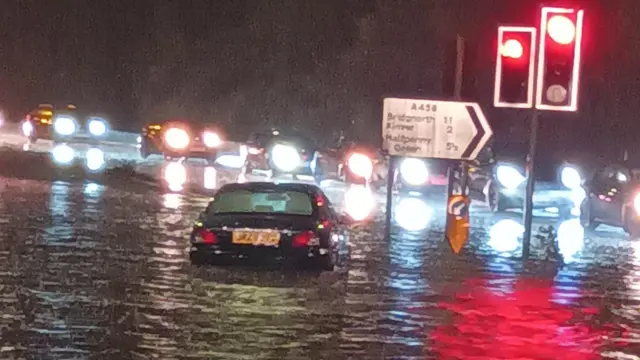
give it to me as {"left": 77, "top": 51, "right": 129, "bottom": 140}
{"left": 0, "top": 0, "right": 636, "bottom": 158}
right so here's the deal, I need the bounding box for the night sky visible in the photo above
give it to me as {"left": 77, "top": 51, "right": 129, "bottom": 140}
{"left": 0, "top": 0, "right": 637, "bottom": 157}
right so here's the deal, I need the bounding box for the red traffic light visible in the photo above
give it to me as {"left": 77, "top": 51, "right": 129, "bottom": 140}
{"left": 547, "top": 15, "right": 576, "bottom": 44}
{"left": 501, "top": 39, "right": 524, "bottom": 59}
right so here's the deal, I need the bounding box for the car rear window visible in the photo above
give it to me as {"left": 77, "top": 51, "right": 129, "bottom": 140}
{"left": 209, "top": 189, "right": 314, "bottom": 216}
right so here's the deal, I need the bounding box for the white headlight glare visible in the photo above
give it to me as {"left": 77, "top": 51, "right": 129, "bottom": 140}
{"left": 53, "top": 116, "right": 77, "bottom": 136}
{"left": 164, "top": 162, "right": 187, "bottom": 186}
{"left": 496, "top": 164, "right": 525, "bottom": 190}
{"left": 560, "top": 166, "right": 581, "bottom": 189}
{"left": 88, "top": 118, "right": 108, "bottom": 136}
{"left": 399, "top": 158, "right": 429, "bottom": 186}
{"left": 347, "top": 153, "right": 373, "bottom": 179}
{"left": 633, "top": 193, "right": 640, "bottom": 214}
{"left": 344, "top": 185, "right": 375, "bottom": 221}
{"left": 22, "top": 121, "right": 33, "bottom": 136}
{"left": 52, "top": 144, "right": 75, "bottom": 164}
{"left": 86, "top": 148, "right": 105, "bottom": 171}
{"left": 164, "top": 128, "right": 190, "bottom": 149}
{"left": 271, "top": 144, "right": 300, "bottom": 172}
{"left": 203, "top": 131, "right": 221, "bottom": 148}
{"left": 394, "top": 197, "right": 432, "bottom": 231}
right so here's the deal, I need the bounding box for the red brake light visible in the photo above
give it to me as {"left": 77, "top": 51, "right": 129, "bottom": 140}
{"left": 293, "top": 231, "right": 314, "bottom": 247}
{"left": 199, "top": 229, "right": 217, "bottom": 244}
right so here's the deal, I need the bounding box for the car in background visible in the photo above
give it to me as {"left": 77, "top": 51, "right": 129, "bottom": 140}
{"left": 324, "top": 141, "right": 385, "bottom": 188}
{"left": 462, "top": 146, "right": 579, "bottom": 216}
{"left": 189, "top": 182, "right": 351, "bottom": 270}
{"left": 392, "top": 157, "right": 449, "bottom": 195}
{"left": 580, "top": 163, "right": 640, "bottom": 236}
{"left": 21, "top": 104, "right": 112, "bottom": 172}
{"left": 139, "top": 120, "right": 224, "bottom": 163}
{"left": 242, "top": 128, "right": 323, "bottom": 182}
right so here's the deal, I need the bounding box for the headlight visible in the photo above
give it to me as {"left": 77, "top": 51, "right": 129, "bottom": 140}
{"left": 633, "top": 193, "right": 640, "bottom": 214}
{"left": 203, "top": 131, "right": 221, "bottom": 148}
{"left": 399, "top": 158, "right": 429, "bottom": 186}
{"left": 560, "top": 166, "right": 581, "bottom": 189}
{"left": 164, "top": 128, "right": 190, "bottom": 150}
{"left": 88, "top": 117, "right": 108, "bottom": 136}
{"left": 271, "top": 144, "right": 300, "bottom": 172}
{"left": 22, "top": 121, "right": 33, "bottom": 136}
{"left": 53, "top": 116, "right": 77, "bottom": 136}
{"left": 347, "top": 153, "right": 373, "bottom": 179}
{"left": 496, "top": 164, "right": 525, "bottom": 190}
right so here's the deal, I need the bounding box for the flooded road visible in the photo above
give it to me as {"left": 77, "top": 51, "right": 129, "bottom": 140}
{"left": 0, "top": 178, "right": 639, "bottom": 359}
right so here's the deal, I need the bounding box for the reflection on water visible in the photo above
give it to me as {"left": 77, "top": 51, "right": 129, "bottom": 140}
{"left": 0, "top": 180, "right": 639, "bottom": 358}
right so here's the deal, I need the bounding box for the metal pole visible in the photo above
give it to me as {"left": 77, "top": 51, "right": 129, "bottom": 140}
{"left": 447, "top": 35, "right": 466, "bottom": 199}
{"left": 385, "top": 156, "right": 395, "bottom": 241}
{"left": 522, "top": 110, "right": 539, "bottom": 259}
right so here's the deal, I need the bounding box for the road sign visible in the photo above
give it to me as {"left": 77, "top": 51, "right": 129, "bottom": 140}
{"left": 382, "top": 98, "right": 493, "bottom": 160}
{"left": 446, "top": 194, "right": 470, "bottom": 254}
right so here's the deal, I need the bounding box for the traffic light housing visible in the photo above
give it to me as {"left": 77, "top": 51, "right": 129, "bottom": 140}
{"left": 535, "top": 7, "right": 584, "bottom": 111}
{"left": 494, "top": 27, "right": 536, "bottom": 108}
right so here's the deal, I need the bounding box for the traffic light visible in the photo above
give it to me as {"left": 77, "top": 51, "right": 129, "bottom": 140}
{"left": 494, "top": 27, "right": 536, "bottom": 108}
{"left": 535, "top": 7, "right": 584, "bottom": 111}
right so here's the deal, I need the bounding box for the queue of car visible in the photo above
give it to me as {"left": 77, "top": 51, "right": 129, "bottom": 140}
{"left": 16, "top": 105, "right": 640, "bottom": 270}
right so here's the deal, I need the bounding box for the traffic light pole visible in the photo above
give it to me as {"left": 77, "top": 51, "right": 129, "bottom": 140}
{"left": 522, "top": 109, "right": 539, "bottom": 259}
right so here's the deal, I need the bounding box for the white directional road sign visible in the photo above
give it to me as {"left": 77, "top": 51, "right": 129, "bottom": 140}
{"left": 382, "top": 98, "right": 493, "bottom": 160}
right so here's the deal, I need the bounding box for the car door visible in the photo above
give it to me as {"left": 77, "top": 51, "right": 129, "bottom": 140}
{"left": 589, "top": 165, "right": 630, "bottom": 224}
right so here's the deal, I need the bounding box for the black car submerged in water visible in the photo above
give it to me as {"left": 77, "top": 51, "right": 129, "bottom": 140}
{"left": 189, "top": 182, "right": 351, "bottom": 270}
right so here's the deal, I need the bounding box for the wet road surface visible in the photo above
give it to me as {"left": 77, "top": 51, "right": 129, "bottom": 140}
{"left": 0, "top": 175, "right": 639, "bottom": 359}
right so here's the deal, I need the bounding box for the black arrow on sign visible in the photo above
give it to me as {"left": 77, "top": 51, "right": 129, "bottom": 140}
{"left": 461, "top": 105, "right": 485, "bottom": 158}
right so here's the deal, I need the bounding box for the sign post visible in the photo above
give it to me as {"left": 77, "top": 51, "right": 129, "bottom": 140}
{"left": 382, "top": 98, "right": 493, "bottom": 252}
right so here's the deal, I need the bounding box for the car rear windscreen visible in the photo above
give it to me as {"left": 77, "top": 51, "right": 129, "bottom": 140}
{"left": 210, "top": 189, "right": 314, "bottom": 215}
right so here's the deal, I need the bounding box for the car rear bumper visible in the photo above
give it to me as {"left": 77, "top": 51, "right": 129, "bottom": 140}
{"left": 190, "top": 243, "right": 328, "bottom": 261}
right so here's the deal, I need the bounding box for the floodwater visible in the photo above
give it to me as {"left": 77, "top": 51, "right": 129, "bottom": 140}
{"left": 0, "top": 178, "right": 638, "bottom": 359}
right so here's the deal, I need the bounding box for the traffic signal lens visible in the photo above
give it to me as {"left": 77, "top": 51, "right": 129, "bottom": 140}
{"left": 547, "top": 15, "right": 576, "bottom": 44}
{"left": 501, "top": 39, "right": 523, "bottom": 59}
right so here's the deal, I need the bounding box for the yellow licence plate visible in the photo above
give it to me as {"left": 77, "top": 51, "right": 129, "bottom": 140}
{"left": 232, "top": 231, "right": 281, "bottom": 246}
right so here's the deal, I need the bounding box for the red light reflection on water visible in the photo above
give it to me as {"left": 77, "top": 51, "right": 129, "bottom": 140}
{"left": 431, "top": 278, "right": 610, "bottom": 359}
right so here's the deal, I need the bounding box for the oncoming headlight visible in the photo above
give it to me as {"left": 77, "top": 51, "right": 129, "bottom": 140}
{"left": 496, "top": 164, "right": 525, "bottom": 190}
{"left": 560, "top": 166, "right": 581, "bottom": 189}
{"left": 399, "top": 158, "right": 429, "bottom": 186}
{"left": 164, "top": 128, "right": 190, "bottom": 150}
{"left": 271, "top": 144, "right": 300, "bottom": 172}
{"left": 88, "top": 117, "right": 108, "bottom": 136}
{"left": 203, "top": 131, "right": 221, "bottom": 148}
{"left": 347, "top": 153, "right": 373, "bottom": 179}
{"left": 53, "top": 116, "right": 77, "bottom": 136}
{"left": 634, "top": 193, "right": 640, "bottom": 214}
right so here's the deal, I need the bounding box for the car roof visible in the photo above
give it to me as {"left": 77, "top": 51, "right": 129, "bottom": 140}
{"left": 217, "top": 181, "right": 323, "bottom": 194}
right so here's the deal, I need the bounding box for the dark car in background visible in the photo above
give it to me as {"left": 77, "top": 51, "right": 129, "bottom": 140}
{"left": 392, "top": 157, "right": 450, "bottom": 195}
{"left": 189, "top": 181, "right": 351, "bottom": 270}
{"left": 580, "top": 163, "right": 640, "bottom": 236}
{"left": 21, "top": 104, "right": 113, "bottom": 171}
{"left": 242, "top": 128, "right": 323, "bottom": 182}
{"left": 460, "top": 145, "right": 580, "bottom": 216}
{"left": 139, "top": 120, "right": 224, "bottom": 163}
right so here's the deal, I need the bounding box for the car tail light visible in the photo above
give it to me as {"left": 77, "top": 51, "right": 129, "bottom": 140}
{"left": 292, "top": 231, "right": 317, "bottom": 247}
{"left": 198, "top": 229, "right": 217, "bottom": 244}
